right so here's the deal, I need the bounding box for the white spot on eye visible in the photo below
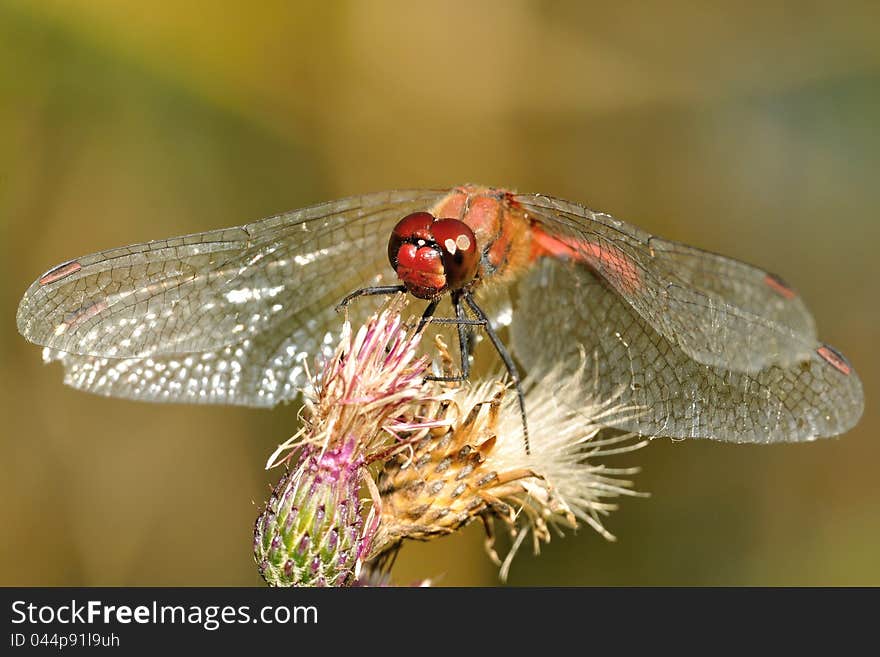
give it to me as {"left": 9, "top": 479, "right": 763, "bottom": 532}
{"left": 444, "top": 238, "right": 457, "bottom": 254}
{"left": 417, "top": 239, "right": 426, "bottom": 247}
{"left": 456, "top": 234, "right": 471, "bottom": 250}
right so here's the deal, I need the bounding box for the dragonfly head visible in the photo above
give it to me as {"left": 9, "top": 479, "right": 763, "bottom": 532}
{"left": 388, "top": 212, "right": 479, "bottom": 299}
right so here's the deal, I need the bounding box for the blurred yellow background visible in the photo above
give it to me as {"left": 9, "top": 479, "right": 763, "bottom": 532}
{"left": 1, "top": 0, "right": 878, "bottom": 586}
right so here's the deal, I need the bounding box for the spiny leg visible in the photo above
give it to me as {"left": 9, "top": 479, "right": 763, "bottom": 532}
{"left": 423, "top": 290, "right": 478, "bottom": 383}
{"left": 462, "top": 291, "right": 530, "bottom": 455}
{"left": 336, "top": 284, "right": 407, "bottom": 312}
{"left": 416, "top": 298, "right": 441, "bottom": 334}
{"left": 453, "top": 290, "right": 473, "bottom": 379}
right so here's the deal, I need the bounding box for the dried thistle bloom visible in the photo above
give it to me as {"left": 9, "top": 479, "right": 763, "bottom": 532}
{"left": 256, "top": 297, "right": 648, "bottom": 586}
{"left": 367, "top": 342, "right": 649, "bottom": 580}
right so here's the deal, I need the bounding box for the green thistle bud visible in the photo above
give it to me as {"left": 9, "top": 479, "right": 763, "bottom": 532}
{"left": 254, "top": 440, "right": 370, "bottom": 587}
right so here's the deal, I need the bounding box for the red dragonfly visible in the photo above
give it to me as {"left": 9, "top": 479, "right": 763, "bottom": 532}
{"left": 17, "top": 185, "right": 863, "bottom": 444}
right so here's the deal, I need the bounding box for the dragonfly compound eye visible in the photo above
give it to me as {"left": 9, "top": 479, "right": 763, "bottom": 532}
{"left": 431, "top": 218, "right": 478, "bottom": 290}
{"left": 388, "top": 212, "right": 435, "bottom": 271}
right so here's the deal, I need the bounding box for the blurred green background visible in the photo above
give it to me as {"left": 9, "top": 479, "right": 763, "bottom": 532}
{"left": 1, "top": 0, "right": 877, "bottom": 586}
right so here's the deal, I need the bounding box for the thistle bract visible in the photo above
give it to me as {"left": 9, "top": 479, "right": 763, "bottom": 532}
{"left": 254, "top": 440, "right": 369, "bottom": 587}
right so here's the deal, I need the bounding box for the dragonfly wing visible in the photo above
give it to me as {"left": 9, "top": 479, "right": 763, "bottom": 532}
{"left": 509, "top": 257, "right": 863, "bottom": 443}
{"left": 516, "top": 194, "right": 818, "bottom": 372}
{"left": 645, "top": 237, "right": 817, "bottom": 339}
{"left": 21, "top": 190, "right": 445, "bottom": 406}
{"left": 18, "top": 190, "right": 443, "bottom": 359}
{"left": 40, "top": 304, "right": 332, "bottom": 407}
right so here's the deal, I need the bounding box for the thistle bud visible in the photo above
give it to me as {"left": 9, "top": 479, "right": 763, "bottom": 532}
{"left": 254, "top": 440, "right": 370, "bottom": 587}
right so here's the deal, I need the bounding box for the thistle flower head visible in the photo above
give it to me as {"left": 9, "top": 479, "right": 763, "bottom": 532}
{"left": 266, "top": 295, "right": 448, "bottom": 469}
{"left": 254, "top": 438, "right": 373, "bottom": 587}
{"left": 367, "top": 341, "right": 649, "bottom": 580}
{"left": 256, "top": 298, "right": 649, "bottom": 585}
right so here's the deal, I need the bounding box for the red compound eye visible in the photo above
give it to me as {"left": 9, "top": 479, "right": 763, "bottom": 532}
{"left": 388, "top": 212, "right": 435, "bottom": 269}
{"left": 431, "top": 218, "right": 479, "bottom": 290}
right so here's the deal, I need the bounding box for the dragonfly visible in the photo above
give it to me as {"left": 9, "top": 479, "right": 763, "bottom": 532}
{"left": 16, "top": 185, "right": 864, "bottom": 445}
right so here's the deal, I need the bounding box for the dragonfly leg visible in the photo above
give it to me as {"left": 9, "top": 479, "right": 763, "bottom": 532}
{"left": 423, "top": 290, "right": 476, "bottom": 383}
{"left": 336, "top": 284, "right": 408, "bottom": 312}
{"left": 453, "top": 290, "right": 472, "bottom": 380}
{"left": 416, "top": 298, "right": 441, "bottom": 333}
{"left": 462, "top": 291, "right": 530, "bottom": 455}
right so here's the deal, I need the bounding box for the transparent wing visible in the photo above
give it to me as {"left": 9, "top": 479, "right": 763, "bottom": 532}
{"left": 40, "top": 319, "right": 322, "bottom": 408}
{"left": 515, "top": 194, "right": 819, "bottom": 372}
{"left": 18, "top": 190, "right": 443, "bottom": 358}
{"left": 20, "top": 190, "right": 445, "bottom": 406}
{"left": 508, "top": 257, "right": 863, "bottom": 443}
{"left": 644, "top": 237, "right": 817, "bottom": 339}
